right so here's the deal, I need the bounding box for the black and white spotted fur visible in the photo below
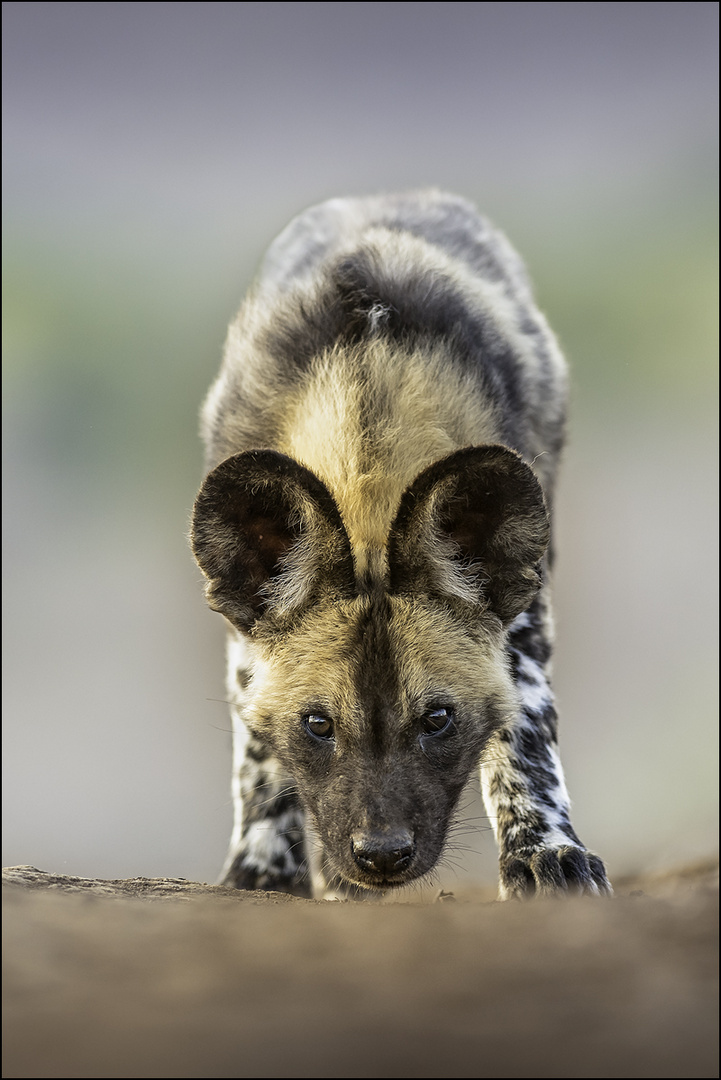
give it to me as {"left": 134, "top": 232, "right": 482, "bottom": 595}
{"left": 192, "top": 191, "right": 611, "bottom": 900}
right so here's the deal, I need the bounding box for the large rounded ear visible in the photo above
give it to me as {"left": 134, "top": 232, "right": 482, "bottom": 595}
{"left": 387, "top": 445, "right": 549, "bottom": 625}
{"left": 191, "top": 450, "right": 355, "bottom": 631}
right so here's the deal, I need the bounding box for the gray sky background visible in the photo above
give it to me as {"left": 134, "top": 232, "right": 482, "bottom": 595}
{"left": 4, "top": 3, "right": 717, "bottom": 243}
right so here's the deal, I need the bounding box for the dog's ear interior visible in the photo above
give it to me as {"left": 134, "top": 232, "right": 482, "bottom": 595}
{"left": 387, "top": 445, "right": 550, "bottom": 624}
{"left": 191, "top": 451, "right": 355, "bottom": 631}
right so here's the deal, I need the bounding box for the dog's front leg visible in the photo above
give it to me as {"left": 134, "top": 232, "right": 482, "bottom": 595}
{"left": 481, "top": 593, "right": 612, "bottom": 899}
{"left": 217, "top": 635, "right": 311, "bottom": 896}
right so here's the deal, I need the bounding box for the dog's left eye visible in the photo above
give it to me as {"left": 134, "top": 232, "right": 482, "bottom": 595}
{"left": 421, "top": 707, "right": 455, "bottom": 737}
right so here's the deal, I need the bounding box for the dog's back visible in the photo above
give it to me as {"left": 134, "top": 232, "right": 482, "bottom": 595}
{"left": 202, "top": 190, "right": 567, "bottom": 500}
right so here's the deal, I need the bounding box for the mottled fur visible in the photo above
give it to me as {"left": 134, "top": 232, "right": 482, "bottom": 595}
{"left": 192, "top": 190, "right": 610, "bottom": 899}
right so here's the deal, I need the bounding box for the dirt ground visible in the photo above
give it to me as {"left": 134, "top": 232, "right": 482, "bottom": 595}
{"left": 2, "top": 861, "right": 718, "bottom": 1079}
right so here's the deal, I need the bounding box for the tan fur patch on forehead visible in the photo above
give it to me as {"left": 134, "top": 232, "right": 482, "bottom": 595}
{"left": 244, "top": 593, "right": 514, "bottom": 743}
{"left": 387, "top": 596, "right": 515, "bottom": 722}
{"left": 246, "top": 598, "right": 371, "bottom": 738}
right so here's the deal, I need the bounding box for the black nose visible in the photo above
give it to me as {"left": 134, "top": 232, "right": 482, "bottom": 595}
{"left": 350, "top": 829, "right": 416, "bottom": 877}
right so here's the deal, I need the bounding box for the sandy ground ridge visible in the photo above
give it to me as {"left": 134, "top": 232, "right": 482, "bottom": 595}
{"left": 3, "top": 860, "right": 718, "bottom": 1078}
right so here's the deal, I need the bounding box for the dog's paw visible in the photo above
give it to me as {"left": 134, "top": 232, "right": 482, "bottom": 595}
{"left": 499, "top": 845, "right": 612, "bottom": 900}
{"left": 217, "top": 856, "right": 312, "bottom": 897}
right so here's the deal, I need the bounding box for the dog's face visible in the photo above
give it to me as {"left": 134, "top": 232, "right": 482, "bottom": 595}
{"left": 192, "top": 446, "right": 549, "bottom": 889}
{"left": 235, "top": 594, "right": 512, "bottom": 889}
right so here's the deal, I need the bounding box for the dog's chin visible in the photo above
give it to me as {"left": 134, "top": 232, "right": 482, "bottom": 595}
{"left": 331, "top": 859, "right": 432, "bottom": 895}
{"left": 321, "top": 874, "right": 408, "bottom": 901}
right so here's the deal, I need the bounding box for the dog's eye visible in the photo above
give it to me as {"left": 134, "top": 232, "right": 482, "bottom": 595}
{"left": 421, "top": 707, "right": 455, "bottom": 737}
{"left": 303, "top": 714, "right": 335, "bottom": 741}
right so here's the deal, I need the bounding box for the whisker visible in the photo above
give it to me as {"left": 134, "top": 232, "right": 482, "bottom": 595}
{"left": 246, "top": 784, "right": 301, "bottom": 809}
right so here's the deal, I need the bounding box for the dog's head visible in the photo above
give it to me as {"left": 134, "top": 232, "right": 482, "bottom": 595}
{"left": 192, "top": 446, "right": 549, "bottom": 889}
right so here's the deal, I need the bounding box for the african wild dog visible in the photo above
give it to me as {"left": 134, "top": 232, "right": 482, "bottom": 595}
{"left": 192, "top": 190, "right": 611, "bottom": 900}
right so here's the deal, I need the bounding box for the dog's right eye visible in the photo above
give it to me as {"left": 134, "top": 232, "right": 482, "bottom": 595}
{"left": 303, "top": 714, "right": 335, "bottom": 741}
{"left": 420, "top": 706, "right": 455, "bottom": 738}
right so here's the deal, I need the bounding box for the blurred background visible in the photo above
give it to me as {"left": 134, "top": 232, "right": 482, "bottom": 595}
{"left": 3, "top": 2, "right": 717, "bottom": 888}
